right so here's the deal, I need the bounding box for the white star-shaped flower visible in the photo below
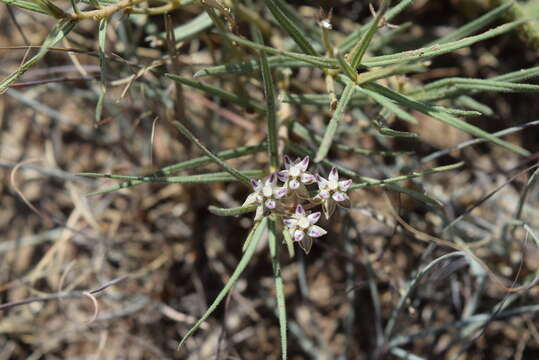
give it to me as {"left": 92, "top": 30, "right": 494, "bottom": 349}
{"left": 283, "top": 204, "right": 327, "bottom": 253}
{"left": 277, "top": 155, "right": 315, "bottom": 198}
{"left": 243, "top": 173, "right": 288, "bottom": 220}
{"left": 314, "top": 167, "right": 353, "bottom": 219}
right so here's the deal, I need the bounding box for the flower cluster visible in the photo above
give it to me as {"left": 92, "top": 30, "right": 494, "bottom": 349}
{"left": 243, "top": 155, "right": 353, "bottom": 253}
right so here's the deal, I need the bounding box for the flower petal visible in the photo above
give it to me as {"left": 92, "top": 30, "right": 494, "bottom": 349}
{"left": 283, "top": 218, "right": 298, "bottom": 229}
{"left": 329, "top": 167, "right": 339, "bottom": 182}
{"left": 267, "top": 173, "right": 277, "bottom": 186}
{"left": 332, "top": 191, "right": 347, "bottom": 202}
{"left": 299, "top": 156, "right": 309, "bottom": 171}
{"left": 293, "top": 229, "right": 305, "bottom": 242}
{"left": 283, "top": 155, "right": 292, "bottom": 169}
{"left": 318, "top": 190, "right": 330, "bottom": 199}
{"left": 308, "top": 212, "right": 321, "bottom": 224}
{"left": 308, "top": 225, "right": 327, "bottom": 238}
{"left": 274, "top": 187, "right": 288, "bottom": 199}
{"left": 295, "top": 204, "right": 305, "bottom": 217}
{"left": 339, "top": 179, "right": 353, "bottom": 192}
{"left": 301, "top": 173, "right": 315, "bottom": 184}
{"left": 316, "top": 174, "right": 329, "bottom": 188}
{"left": 251, "top": 179, "right": 262, "bottom": 192}
{"left": 262, "top": 184, "right": 273, "bottom": 197}
{"left": 277, "top": 170, "right": 288, "bottom": 182}
{"left": 242, "top": 192, "right": 259, "bottom": 207}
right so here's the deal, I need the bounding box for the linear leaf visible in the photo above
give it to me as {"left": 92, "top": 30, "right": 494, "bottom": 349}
{"left": 362, "top": 21, "right": 525, "bottom": 67}
{"left": 366, "top": 83, "right": 530, "bottom": 156}
{"left": 289, "top": 143, "right": 442, "bottom": 207}
{"left": 96, "top": 18, "right": 108, "bottom": 124}
{"left": 194, "top": 56, "right": 317, "bottom": 77}
{"left": 208, "top": 205, "right": 257, "bottom": 217}
{"left": 218, "top": 31, "right": 338, "bottom": 69}
{"left": 349, "top": 0, "right": 389, "bottom": 69}
{"left": 178, "top": 217, "right": 267, "bottom": 349}
{"left": 269, "top": 220, "right": 288, "bottom": 359}
{"left": 353, "top": 81, "right": 418, "bottom": 124}
{"left": 315, "top": 82, "right": 356, "bottom": 162}
{"left": 291, "top": 120, "right": 411, "bottom": 157}
{"left": 157, "top": 12, "right": 213, "bottom": 41}
{"left": 349, "top": 162, "right": 464, "bottom": 190}
{"left": 80, "top": 144, "right": 264, "bottom": 195}
{"left": 0, "top": 19, "right": 77, "bottom": 94}
{"left": 252, "top": 25, "right": 279, "bottom": 170}
{"left": 339, "top": 0, "right": 413, "bottom": 52}
{"left": 430, "top": 2, "right": 513, "bottom": 45}
{"left": 83, "top": 170, "right": 264, "bottom": 196}
{"left": 171, "top": 121, "right": 252, "bottom": 186}
{"left": 2, "top": 0, "right": 48, "bottom": 14}
{"left": 165, "top": 74, "right": 266, "bottom": 113}
{"left": 281, "top": 92, "right": 369, "bottom": 106}
{"left": 266, "top": 0, "right": 317, "bottom": 56}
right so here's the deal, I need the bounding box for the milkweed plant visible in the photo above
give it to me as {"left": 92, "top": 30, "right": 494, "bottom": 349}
{"left": 3, "top": 0, "right": 539, "bottom": 358}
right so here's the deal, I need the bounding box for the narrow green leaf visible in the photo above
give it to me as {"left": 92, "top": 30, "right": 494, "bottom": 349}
{"left": 314, "top": 82, "right": 357, "bottom": 162}
{"left": 355, "top": 64, "right": 427, "bottom": 85}
{"left": 218, "top": 31, "right": 339, "bottom": 69}
{"left": 349, "top": 0, "right": 389, "bottom": 69}
{"left": 339, "top": 0, "right": 413, "bottom": 52}
{"left": 349, "top": 162, "right": 464, "bottom": 190}
{"left": 281, "top": 92, "right": 369, "bottom": 106}
{"left": 429, "top": 2, "right": 513, "bottom": 45}
{"left": 455, "top": 96, "right": 494, "bottom": 116}
{"left": 0, "top": 19, "right": 77, "bottom": 94}
{"left": 35, "top": 0, "right": 68, "bottom": 18}
{"left": 83, "top": 170, "right": 264, "bottom": 196}
{"left": 268, "top": 220, "right": 288, "bottom": 360}
{"left": 366, "top": 83, "right": 530, "bottom": 156}
{"left": 362, "top": 21, "right": 526, "bottom": 67}
{"left": 208, "top": 205, "right": 258, "bottom": 217}
{"left": 353, "top": 82, "right": 418, "bottom": 124}
{"left": 289, "top": 143, "right": 443, "bottom": 207}
{"left": 96, "top": 18, "right": 108, "bottom": 124}
{"left": 252, "top": 25, "right": 279, "bottom": 170}
{"left": 492, "top": 65, "right": 539, "bottom": 82}
{"left": 291, "top": 119, "right": 411, "bottom": 157}
{"left": 178, "top": 217, "right": 267, "bottom": 349}
{"left": 421, "top": 120, "right": 539, "bottom": 163}
{"left": 171, "top": 121, "right": 252, "bottom": 186}
{"left": 336, "top": 51, "right": 357, "bottom": 81}
{"left": 379, "top": 127, "right": 418, "bottom": 138}
{"left": 194, "top": 56, "right": 318, "bottom": 78}
{"left": 80, "top": 144, "right": 265, "bottom": 195}
{"left": 165, "top": 74, "right": 266, "bottom": 113}
{"left": 266, "top": 0, "right": 317, "bottom": 56}
{"left": 156, "top": 12, "right": 213, "bottom": 42}
{"left": 2, "top": 0, "right": 48, "bottom": 14}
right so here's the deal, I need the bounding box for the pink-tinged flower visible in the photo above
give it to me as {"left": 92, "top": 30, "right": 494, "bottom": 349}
{"left": 283, "top": 204, "right": 327, "bottom": 254}
{"left": 243, "top": 173, "right": 288, "bottom": 220}
{"left": 314, "top": 167, "right": 353, "bottom": 219}
{"left": 277, "top": 155, "right": 315, "bottom": 198}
